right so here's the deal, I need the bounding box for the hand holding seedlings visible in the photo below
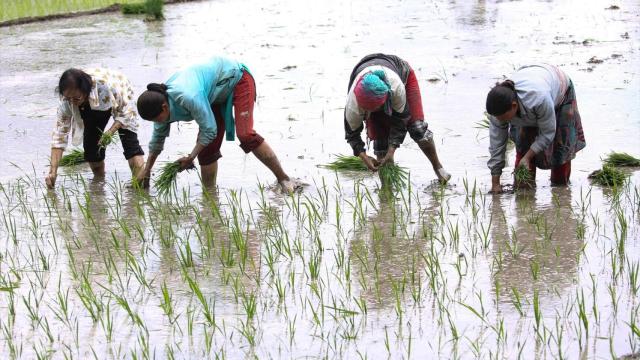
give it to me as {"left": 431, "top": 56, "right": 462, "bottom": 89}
{"left": 176, "top": 156, "right": 196, "bottom": 172}
{"left": 45, "top": 172, "right": 57, "bottom": 189}
{"left": 514, "top": 164, "right": 534, "bottom": 189}
{"left": 358, "top": 152, "right": 380, "bottom": 172}
{"left": 378, "top": 146, "right": 396, "bottom": 167}
{"left": 98, "top": 129, "right": 118, "bottom": 150}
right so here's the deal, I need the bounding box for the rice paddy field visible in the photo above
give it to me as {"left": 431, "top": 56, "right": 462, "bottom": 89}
{"left": 0, "top": 0, "right": 141, "bottom": 22}
{"left": 0, "top": 0, "right": 640, "bottom": 358}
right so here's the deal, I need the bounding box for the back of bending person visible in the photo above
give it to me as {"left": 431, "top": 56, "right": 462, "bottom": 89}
{"left": 45, "top": 68, "right": 145, "bottom": 189}
{"left": 344, "top": 53, "right": 450, "bottom": 184}
{"left": 136, "top": 56, "right": 295, "bottom": 192}
{"left": 486, "top": 64, "right": 586, "bottom": 193}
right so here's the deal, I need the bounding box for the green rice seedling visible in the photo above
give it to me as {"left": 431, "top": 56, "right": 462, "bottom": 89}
{"left": 603, "top": 152, "right": 640, "bottom": 167}
{"left": 59, "top": 149, "right": 85, "bottom": 167}
{"left": 144, "top": 0, "right": 164, "bottom": 20}
{"left": 122, "top": 0, "right": 163, "bottom": 20}
{"left": 320, "top": 155, "right": 369, "bottom": 171}
{"left": 378, "top": 163, "right": 409, "bottom": 190}
{"left": 514, "top": 165, "right": 534, "bottom": 188}
{"left": 589, "top": 165, "right": 628, "bottom": 186}
{"left": 155, "top": 162, "right": 194, "bottom": 196}
{"left": 97, "top": 130, "right": 118, "bottom": 151}
{"left": 121, "top": 2, "right": 146, "bottom": 14}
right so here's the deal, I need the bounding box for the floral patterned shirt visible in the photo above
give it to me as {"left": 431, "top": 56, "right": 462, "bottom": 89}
{"left": 51, "top": 67, "right": 139, "bottom": 149}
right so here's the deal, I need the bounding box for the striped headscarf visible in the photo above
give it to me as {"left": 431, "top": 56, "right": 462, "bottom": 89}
{"left": 354, "top": 70, "right": 390, "bottom": 112}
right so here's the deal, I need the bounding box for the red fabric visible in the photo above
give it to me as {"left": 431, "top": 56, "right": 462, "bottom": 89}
{"left": 515, "top": 151, "right": 571, "bottom": 185}
{"left": 365, "top": 68, "right": 423, "bottom": 140}
{"left": 405, "top": 68, "right": 424, "bottom": 124}
{"left": 233, "top": 71, "right": 264, "bottom": 153}
{"left": 197, "top": 71, "right": 265, "bottom": 166}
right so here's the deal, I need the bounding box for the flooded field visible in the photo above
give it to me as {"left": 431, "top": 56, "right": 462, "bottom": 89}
{"left": 1, "top": 0, "right": 640, "bottom": 358}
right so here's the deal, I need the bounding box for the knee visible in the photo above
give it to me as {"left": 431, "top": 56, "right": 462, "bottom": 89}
{"left": 408, "top": 121, "right": 433, "bottom": 144}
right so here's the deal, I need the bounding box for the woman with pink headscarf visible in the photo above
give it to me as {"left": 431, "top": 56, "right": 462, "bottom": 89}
{"left": 344, "top": 53, "right": 450, "bottom": 183}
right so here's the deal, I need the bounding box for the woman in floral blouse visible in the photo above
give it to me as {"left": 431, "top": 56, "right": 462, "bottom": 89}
{"left": 45, "top": 68, "right": 145, "bottom": 189}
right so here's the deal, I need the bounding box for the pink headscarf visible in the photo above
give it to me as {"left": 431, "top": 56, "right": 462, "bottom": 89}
{"left": 354, "top": 71, "right": 390, "bottom": 112}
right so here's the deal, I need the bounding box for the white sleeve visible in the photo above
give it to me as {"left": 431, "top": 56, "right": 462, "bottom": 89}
{"left": 345, "top": 89, "right": 365, "bottom": 131}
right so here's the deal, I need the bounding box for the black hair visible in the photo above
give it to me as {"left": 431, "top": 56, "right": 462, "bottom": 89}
{"left": 57, "top": 68, "right": 93, "bottom": 97}
{"left": 137, "top": 83, "right": 168, "bottom": 120}
{"left": 486, "top": 80, "right": 516, "bottom": 116}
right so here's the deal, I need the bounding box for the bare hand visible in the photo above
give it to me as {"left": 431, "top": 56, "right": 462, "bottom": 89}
{"left": 176, "top": 156, "right": 195, "bottom": 171}
{"left": 360, "top": 155, "right": 380, "bottom": 172}
{"left": 518, "top": 156, "right": 531, "bottom": 171}
{"left": 379, "top": 154, "right": 394, "bottom": 167}
{"left": 45, "top": 173, "right": 57, "bottom": 189}
{"left": 132, "top": 170, "right": 151, "bottom": 188}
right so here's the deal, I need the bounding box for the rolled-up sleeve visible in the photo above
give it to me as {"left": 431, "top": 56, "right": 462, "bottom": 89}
{"left": 488, "top": 115, "right": 509, "bottom": 176}
{"left": 51, "top": 100, "right": 72, "bottom": 149}
{"left": 149, "top": 122, "right": 170, "bottom": 153}
{"left": 180, "top": 93, "right": 217, "bottom": 146}
{"left": 530, "top": 97, "right": 556, "bottom": 154}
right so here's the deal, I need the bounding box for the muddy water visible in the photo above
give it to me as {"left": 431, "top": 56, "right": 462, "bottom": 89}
{"left": 0, "top": 0, "right": 639, "bottom": 358}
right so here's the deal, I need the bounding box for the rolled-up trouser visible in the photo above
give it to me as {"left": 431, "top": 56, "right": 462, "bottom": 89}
{"left": 198, "top": 70, "right": 265, "bottom": 166}
{"left": 80, "top": 106, "right": 144, "bottom": 162}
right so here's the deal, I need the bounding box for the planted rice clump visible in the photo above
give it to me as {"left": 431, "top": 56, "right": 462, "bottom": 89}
{"left": 378, "top": 163, "right": 409, "bottom": 190}
{"left": 589, "top": 165, "right": 629, "bottom": 186}
{"left": 514, "top": 165, "right": 534, "bottom": 188}
{"left": 121, "top": 0, "right": 164, "bottom": 20}
{"left": 59, "top": 149, "right": 85, "bottom": 167}
{"left": 603, "top": 152, "right": 640, "bottom": 167}
{"left": 321, "top": 155, "right": 368, "bottom": 171}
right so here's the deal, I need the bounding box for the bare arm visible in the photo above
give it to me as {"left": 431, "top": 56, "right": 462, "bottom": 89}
{"left": 45, "top": 148, "right": 64, "bottom": 189}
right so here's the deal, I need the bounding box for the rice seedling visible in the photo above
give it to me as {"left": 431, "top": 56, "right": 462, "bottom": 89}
{"left": 320, "top": 155, "right": 369, "bottom": 171}
{"left": 513, "top": 165, "right": 534, "bottom": 188}
{"left": 121, "top": 0, "right": 164, "bottom": 20}
{"left": 378, "top": 163, "right": 409, "bottom": 190}
{"left": 97, "top": 130, "right": 118, "bottom": 151}
{"left": 59, "top": 149, "right": 85, "bottom": 167}
{"left": 589, "top": 165, "right": 628, "bottom": 186}
{"left": 155, "top": 161, "right": 194, "bottom": 196}
{"left": 603, "top": 152, "right": 640, "bottom": 167}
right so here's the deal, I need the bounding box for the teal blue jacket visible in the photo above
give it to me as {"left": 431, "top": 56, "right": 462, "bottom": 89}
{"left": 148, "top": 56, "right": 247, "bottom": 153}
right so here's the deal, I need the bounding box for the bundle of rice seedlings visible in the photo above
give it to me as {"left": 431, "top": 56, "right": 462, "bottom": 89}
{"left": 589, "top": 165, "right": 629, "bottom": 186}
{"left": 320, "top": 155, "right": 368, "bottom": 171}
{"left": 603, "top": 152, "right": 640, "bottom": 167}
{"left": 155, "top": 162, "right": 181, "bottom": 196}
{"left": 378, "top": 163, "right": 409, "bottom": 190}
{"left": 155, "top": 162, "right": 196, "bottom": 196}
{"left": 514, "top": 165, "right": 534, "bottom": 188}
{"left": 98, "top": 130, "right": 119, "bottom": 150}
{"left": 59, "top": 149, "right": 85, "bottom": 167}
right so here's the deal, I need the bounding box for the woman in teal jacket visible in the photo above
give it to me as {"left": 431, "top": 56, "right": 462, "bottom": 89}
{"left": 136, "top": 56, "right": 295, "bottom": 192}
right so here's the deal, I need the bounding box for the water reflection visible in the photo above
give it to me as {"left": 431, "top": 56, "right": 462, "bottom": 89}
{"left": 491, "top": 187, "right": 581, "bottom": 300}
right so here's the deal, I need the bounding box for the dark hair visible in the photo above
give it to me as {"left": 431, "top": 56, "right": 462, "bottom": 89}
{"left": 57, "top": 68, "right": 93, "bottom": 97}
{"left": 137, "top": 83, "right": 168, "bottom": 120}
{"left": 486, "top": 80, "right": 516, "bottom": 116}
